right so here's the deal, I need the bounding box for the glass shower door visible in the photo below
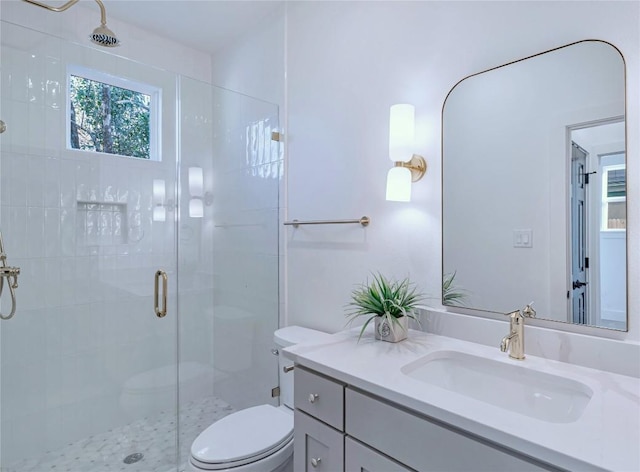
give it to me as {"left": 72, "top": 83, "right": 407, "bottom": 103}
{"left": 176, "top": 78, "right": 282, "bottom": 468}
{"left": 0, "top": 22, "right": 180, "bottom": 471}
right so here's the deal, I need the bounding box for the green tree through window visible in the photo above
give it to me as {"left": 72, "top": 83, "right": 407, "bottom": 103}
{"left": 70, "top": 75, "right": 151, "bottom": 159}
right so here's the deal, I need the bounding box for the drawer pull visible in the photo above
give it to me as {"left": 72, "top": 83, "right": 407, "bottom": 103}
{"left": 311, "top": 457, "right": 322, "bottom": 468}
{"left": 283, "top": 365, "right": 295, "bottom": 373}
{"left": 308, "top": 393, "right": 319, "bottom": 403}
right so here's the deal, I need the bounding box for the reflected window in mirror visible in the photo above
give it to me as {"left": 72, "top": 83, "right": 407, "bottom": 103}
{"left": 602, "top": 163, "right": 626, "bottom": 230}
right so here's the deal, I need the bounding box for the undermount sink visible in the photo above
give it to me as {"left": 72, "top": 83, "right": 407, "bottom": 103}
{"left": 401, "top": 350, "right": 593, "bottom": 423}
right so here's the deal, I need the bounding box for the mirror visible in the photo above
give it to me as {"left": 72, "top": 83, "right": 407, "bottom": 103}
{"left": 442, "top": 40, "right": 627, "bottom": 331}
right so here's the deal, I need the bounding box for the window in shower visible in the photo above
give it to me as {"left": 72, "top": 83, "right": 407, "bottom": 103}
{"left": 68, "top": 65, "right": 161, "bottom": 160}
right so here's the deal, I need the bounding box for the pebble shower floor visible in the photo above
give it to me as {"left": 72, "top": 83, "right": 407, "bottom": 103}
{"left": 5, "top": 396, "right": 235, "bottom": 472}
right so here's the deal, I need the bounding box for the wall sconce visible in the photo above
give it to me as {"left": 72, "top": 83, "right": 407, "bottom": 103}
{"left": 188, "top": 167, "right": 213, "bottom": 218}
{"left": 386, "top": 104, "right": 427, "bottom": 202}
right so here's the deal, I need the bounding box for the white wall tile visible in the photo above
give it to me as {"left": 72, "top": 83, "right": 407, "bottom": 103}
{"left": 7, "top": 207, "right": 26, "bottom": 258}
{"left": 9, "top": 153, "right": 28, "bottom": 208}
{"left": 9, "top": 58, "right": 29, "bottom": 103}
{"left": 60, "top": 208, "right": 76, "bottom": 257}
{"left": 44, "top": 156, "right": 61, "bottom": 207}
{"left": 44, "top": 208, "right": 61, "bottom": 257}
{"left": 44, "top": 259, "right": 62, "bottom": 307}
{"left": 44, "top": 107, "right": 62, "bottom": 156}
{"left": 59, "top": 159, "right": 76, "bottom": 208}
{"left": 9, "top": 100, "right": 28, "bottom": 154}
{"left": 27, "top": 155, "right": 45, "bottom": 207}
{"left": 27, "top": 102, "right": 46, "bottom": 155}
{"left": 26, "top": 207, "right": 45, "bottom": 258}
{"left": 27, "top": 51, "right": 45, "bottom": 106}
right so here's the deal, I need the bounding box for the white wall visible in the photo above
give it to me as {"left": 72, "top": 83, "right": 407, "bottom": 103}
{"left": 600, "top": 231, "right": 626, "bottom": 322}
{"left": 210, "top": 4, "right": 285, "bottom": 109}
{"left": 282, "top": 1, "right": 640, "bottom": 368}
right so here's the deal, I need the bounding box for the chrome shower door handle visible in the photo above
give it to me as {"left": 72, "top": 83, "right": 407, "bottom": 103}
{"left": 154, "top": 270, "right": 168, "bottom": 318}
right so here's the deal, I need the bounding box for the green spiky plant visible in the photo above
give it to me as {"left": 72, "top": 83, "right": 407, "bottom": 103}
{"left": 442, "top": 271, "right": 468, "bottom": 306}
{"left": 346, "top": 273, "right": 425, "bottom": 341}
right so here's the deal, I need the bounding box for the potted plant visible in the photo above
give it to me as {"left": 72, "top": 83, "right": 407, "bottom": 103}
{"left": 346, "top": 273, "right": 424, "bottom": 342}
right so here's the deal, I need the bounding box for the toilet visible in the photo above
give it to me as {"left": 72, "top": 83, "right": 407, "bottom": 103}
{"left": 188, "top": 326, "right": 331, "bottom": 472}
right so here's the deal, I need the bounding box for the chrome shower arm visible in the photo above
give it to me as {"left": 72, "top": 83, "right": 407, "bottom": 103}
{"left": 21, "top": 0, "right": 80, "bottom": 13}
{"left": 22, "top": 0, "right": 107, "bottom": 26}
{"left": 95, "top": 0, "right": 107, "bottom": 26}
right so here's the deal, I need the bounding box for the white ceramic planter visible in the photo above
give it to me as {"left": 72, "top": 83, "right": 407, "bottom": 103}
{"left": 374, "top": 315, "right": 408, "bottom": 343}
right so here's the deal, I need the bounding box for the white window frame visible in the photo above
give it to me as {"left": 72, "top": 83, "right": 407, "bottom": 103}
{"left": 67, "top": 64, "right": 161, "bottom": 161}
{"left": 601, "top": 163, "right": 626, "bottom": 231}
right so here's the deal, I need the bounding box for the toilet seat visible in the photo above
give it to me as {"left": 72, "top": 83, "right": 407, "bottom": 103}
{"left": 190, "top": 405, "right": 293, "bottom": 470}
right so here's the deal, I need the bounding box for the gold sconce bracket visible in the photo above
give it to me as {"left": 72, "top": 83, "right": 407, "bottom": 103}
{"left": 395, "top": 154, "right": 427, "bottom": 182}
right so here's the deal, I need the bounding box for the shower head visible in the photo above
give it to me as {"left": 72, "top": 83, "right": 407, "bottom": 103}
{"left": 89, "top": 0, "right": 120, "bottom": 47}
{"left": 90, "top": 23, "right": 119, "bottom": 47}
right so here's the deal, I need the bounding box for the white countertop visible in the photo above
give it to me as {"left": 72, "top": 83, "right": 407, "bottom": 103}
{"left": 283, "top": 328, "right": 640, "bottom": 472}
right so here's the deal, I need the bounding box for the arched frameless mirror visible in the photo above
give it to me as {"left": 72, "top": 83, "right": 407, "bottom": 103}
{"left": 442, "top": 40, "right": 627, "bottom": 331}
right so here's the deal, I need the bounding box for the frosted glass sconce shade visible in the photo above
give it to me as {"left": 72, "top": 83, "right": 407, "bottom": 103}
{"left": 152, "top": 179, "right": 166, "bottom": 222}
{"left": 389, "top": 104, "right": 415, "bottom": 162}
{"left": 153, "top": 179, "right": 165, "bottom": 203}
{"left": 386, "top": 104, "right": 427, "bottom": 202}
{"left": 189, "top": 198, "right": 204, "bottom": 218}
{"left": 153, "top": 206, "right": 166, "bottom": 222}
{"left": 386, "top": 166, "right": 412, "bottom": 202}
{"left": 187, "top": 166, "right": 211, "bottom": 218}
{"left": 188, "top": 167, "right": 204, "bottom": 197}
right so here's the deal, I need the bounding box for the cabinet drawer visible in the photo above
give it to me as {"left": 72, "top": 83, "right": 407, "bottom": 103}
{"left": 295, "top": 367, "right": 344, "bottom": 430}
{"left": 345, "top": 437, "right": 415, "bottom": 472}
{"left": 346, "top": 388, "right": 554, "bottom": 472}
{"left": 294, "top": 409, "right": 344, "bottom": 472}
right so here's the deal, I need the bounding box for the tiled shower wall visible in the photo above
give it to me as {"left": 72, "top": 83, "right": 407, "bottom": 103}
{"left": 177, "top": 78, "right": 282, "bottom": 418}
{"left": 0, "top": 22, "right": 179, "bottom": 463}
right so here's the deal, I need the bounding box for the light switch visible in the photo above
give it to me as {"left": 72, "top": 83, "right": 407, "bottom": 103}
{"left": 513, "top": 229, "right": 533, "bottom": 248}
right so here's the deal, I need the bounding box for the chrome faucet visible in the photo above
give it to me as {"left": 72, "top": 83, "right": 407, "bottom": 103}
{"left": 500, "top": 303, "right": 536, "bottom": 360}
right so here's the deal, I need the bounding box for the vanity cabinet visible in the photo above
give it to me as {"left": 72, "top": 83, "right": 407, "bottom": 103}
{"left": 294, "top": 365, "right": 344, "bottom": 430}
{"left": 294, "top": 409, "right": 345, "bottom": 471}
{"left": 346, "top": 388, "right": 554, "bottom": 471}
{"left": 294, "top": 366, "right": 560, "bottom": 472}
{"left": 293, "top": 367, "right": 345, "bottom": 471}
{"left": 345, "top": 437, "right": 414, "bottom": 472}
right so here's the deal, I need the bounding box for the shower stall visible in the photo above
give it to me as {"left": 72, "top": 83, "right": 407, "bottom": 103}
{"left": 0, "top": 19, "right": 281, "bottom": 471}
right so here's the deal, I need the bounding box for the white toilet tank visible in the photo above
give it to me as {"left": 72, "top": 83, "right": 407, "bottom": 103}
{"left": 273, "top": 326, "right": 331, "bottom": 409}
